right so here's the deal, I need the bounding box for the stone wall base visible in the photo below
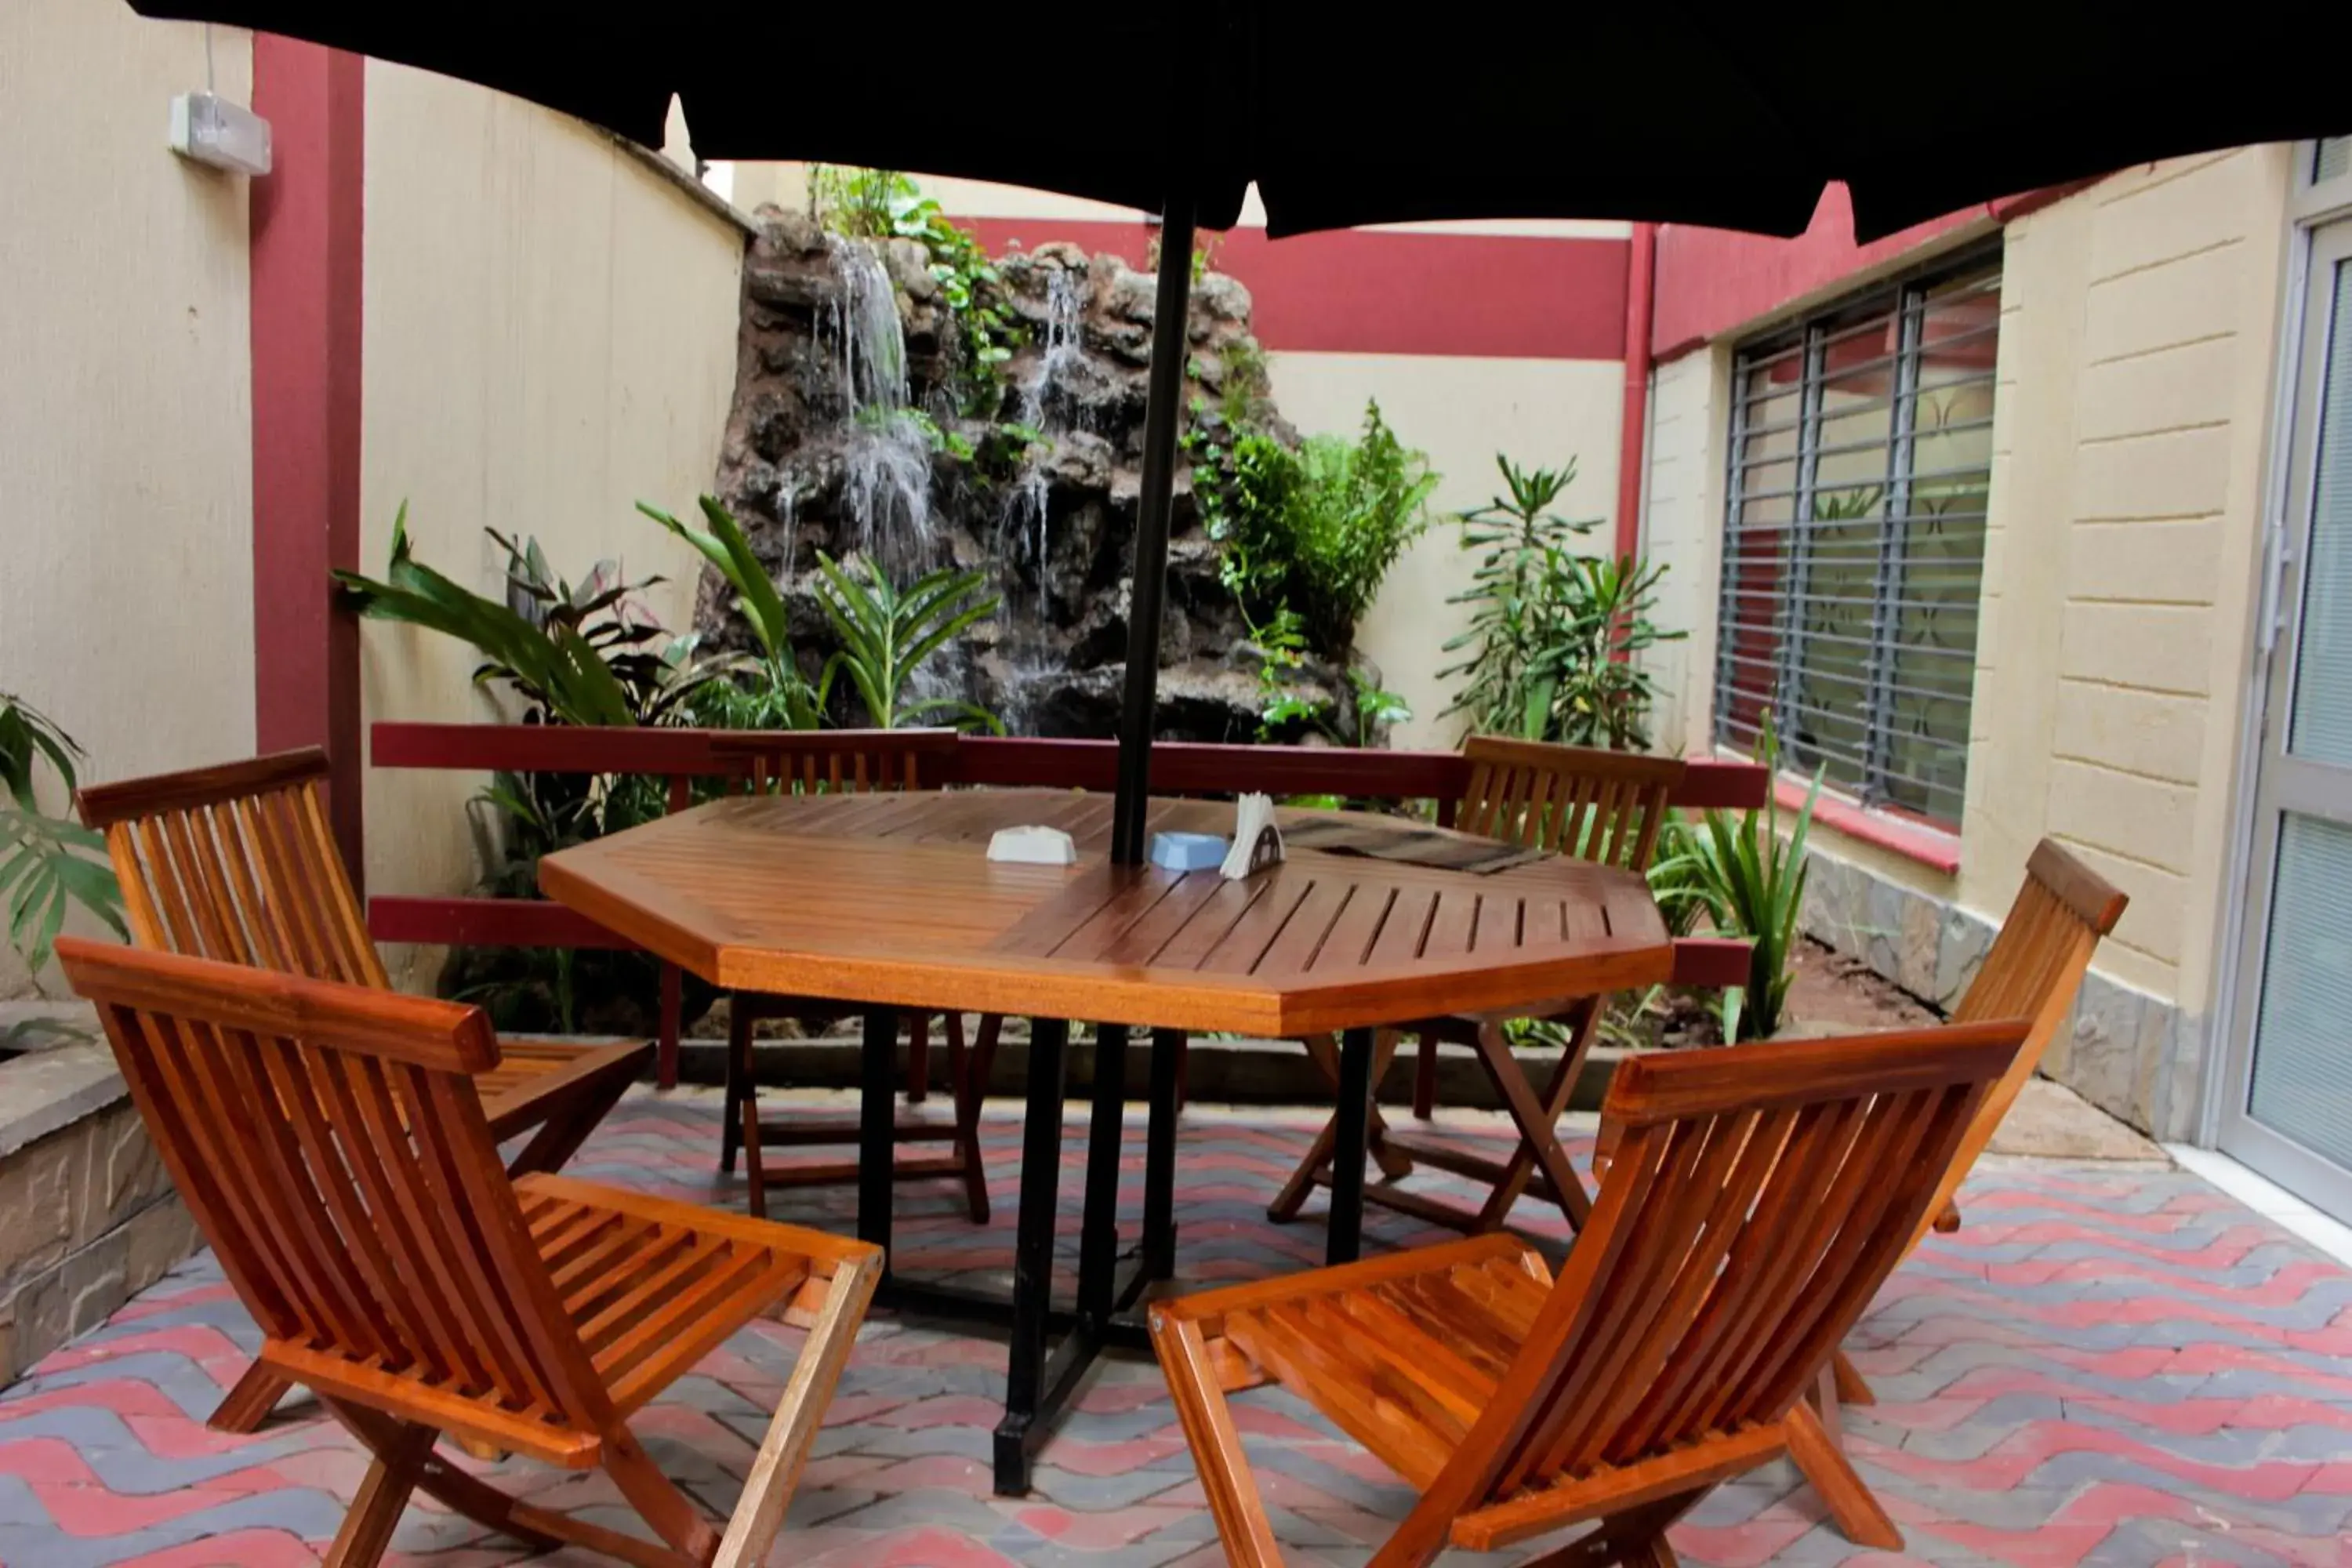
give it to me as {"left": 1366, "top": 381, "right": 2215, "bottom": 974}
{"left": 1799, "top": 847, "right": 2205, "bottom": 1141}
{"left": 0, "top": 1050, "right": 204, "bottom": 1385}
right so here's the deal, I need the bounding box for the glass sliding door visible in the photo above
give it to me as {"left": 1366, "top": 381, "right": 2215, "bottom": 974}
{"left": 2223, "top": 219, "right": 2352, "bottom": 1221}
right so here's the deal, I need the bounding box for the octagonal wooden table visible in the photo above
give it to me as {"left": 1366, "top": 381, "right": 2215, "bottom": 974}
{"left": 541, "top": 787, "right": 1674, "bottom": 1493}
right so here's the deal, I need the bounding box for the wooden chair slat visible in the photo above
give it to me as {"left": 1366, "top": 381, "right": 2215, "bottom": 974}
{"left": 77, "top": 747, "right": 654, "bottom": 1434}
{"left": 1277, "top": 736, "right": 1690, "bottom": 1238}
{"left": 709, "top": 730, "right": 991, "bottom": 1224}
{"left": 1156, "top": 1019, "right": 2025, "bottom": 1565}
{"left": 59, "top": 938, "right": 877, "bottom": 1568}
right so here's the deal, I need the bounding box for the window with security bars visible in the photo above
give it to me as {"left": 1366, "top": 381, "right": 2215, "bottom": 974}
{"left": 1712, "top": 252, "right": 2001, "bottom": 826}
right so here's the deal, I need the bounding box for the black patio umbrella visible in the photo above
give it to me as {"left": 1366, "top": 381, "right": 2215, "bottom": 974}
{"left": 129, "top": 1, "right": 2349, "bottom": 861}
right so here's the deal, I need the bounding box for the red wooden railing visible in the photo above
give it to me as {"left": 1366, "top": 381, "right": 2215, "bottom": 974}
{"left": 369, "top": 723, "right": 1766, "bottom": 1084}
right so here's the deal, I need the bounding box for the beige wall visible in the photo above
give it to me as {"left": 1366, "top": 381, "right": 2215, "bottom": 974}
{"left": 1272, "top": 355, "right": 1627, "bottom": 749}
{"left": 358, "top": 63, "right": 748, "bottom": 987}
{"left": 1641, "top": 148, "right": 2297, "bottom": 1014}
{"left": 0, "top": 5, "right": 256, "bottom": 996}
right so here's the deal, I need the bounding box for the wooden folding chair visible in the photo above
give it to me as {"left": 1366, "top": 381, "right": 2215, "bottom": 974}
{"left": 59, "top": 938, "right": 879, "bottom": 1568}
{"left": 1269, "top": 737, "right": 1686, "bottom": 1236}
{"left": 1797, "top": 839, "right": 2125, "bottom": 1536}
{"left": 76, "top": 748, "right": 652, "bottom": 1435}
{"left": 1154, "top": 1017, "right": 2029, "bottom": 1566}
{"left": 707, "top": 731, "right": 997, "bottom": 1223}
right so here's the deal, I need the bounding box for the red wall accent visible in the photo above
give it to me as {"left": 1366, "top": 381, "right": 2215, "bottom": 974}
{"left": 1652, "top": 182, "right": 2001, "bottom": 362}
{"left": 965, "top": 220, "right": 1630, "bottom": 361}
{"left": 1615, "top": 223, "right": 1657, "bottom": 560}
{"left": 249, "top": 38, "right": 365, "bottom": 881}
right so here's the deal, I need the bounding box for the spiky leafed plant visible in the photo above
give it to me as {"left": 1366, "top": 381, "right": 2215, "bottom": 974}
{"left": 812, "top": 554, "right": 1004, "bottom": 733}
{"left": 1681, "top": 717, "right": 1824, "bottom": 1042}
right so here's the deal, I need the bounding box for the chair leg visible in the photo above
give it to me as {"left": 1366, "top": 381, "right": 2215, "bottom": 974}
{"left": 906, "top": 1011, "right": 930, "bottom": 1105}
{"left": 602, "top": 1425, "right": 720, "bottom": 1563}
{"left": 1269, "top": 1031, "right": 1414, "bottom": 1222}
{"left": 1785, "top": 1399, "right": 1902, "bottom": 1549}
{"left": 1173, "top": 1028, "right": 1189, "bottom": 1112}
{"left": 1831, "top": 1346, "right": 1876, "bottom": 1406}
{"left": 1469, "top": 1006, "right": 1597, "bottom": 1232}
{"left": 325, "top": 1398, "right": 690, "bottom": 1568}
{"left": 1151, "top": 1316, "right": 1284, "bottom": 1568}
{"left": 715, "top": 1253, "right": 883, "bottom": 1568}
{"left": 949, "top": 1012, "right": 990, "bottom": 1225}
{"left": 1515, "top": 1486, "right": 1707, "bottom": 1568}
{"left": 1412, "top": 1030, "right": 1438, "bottom": 1120}
{"left": 207, "top": 1362, "right": 292, "bottom": 1434}
{"left": 324, "top": 1418, "right": 436, "bottom": 1568}
{"left": 742, "top": 1091, "right": 768, "bottom": 1221}
{"left": 721, "top": 997, "right": 753, "bottom": 1176}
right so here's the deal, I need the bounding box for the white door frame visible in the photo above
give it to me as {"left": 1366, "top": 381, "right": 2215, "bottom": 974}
{"left": 2209, "top": 143, "right": 2352, "bottom": 1218}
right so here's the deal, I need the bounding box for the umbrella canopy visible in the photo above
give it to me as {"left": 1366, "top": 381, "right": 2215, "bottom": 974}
{"left": 127, "top": 4, "right": 2346, "bottom": 241}
{"left": 129, "top": 2, "right": 2347, "bottom": 859}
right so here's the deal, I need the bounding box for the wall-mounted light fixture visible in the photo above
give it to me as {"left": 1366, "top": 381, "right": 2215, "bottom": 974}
{"left": 169, "top": 90, "right": 271, "bottom": 176}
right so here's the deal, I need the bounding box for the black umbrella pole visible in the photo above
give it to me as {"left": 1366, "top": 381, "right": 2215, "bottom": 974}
{"left": 1111, "top": 194, "right": 1199, "bottom": 866}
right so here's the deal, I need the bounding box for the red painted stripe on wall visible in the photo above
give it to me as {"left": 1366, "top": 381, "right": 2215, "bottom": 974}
{"left": 249, "top": 38, "right": 365, "bottom": 879}
{"left": 965, "top": 219, "right": 1629, "bottom": 361}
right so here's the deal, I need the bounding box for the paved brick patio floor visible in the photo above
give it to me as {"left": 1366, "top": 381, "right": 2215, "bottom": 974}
{"left": 4, "top": 1088, "right": 2350, "bottom": 1566}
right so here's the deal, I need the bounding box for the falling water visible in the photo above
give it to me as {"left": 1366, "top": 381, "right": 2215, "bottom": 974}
{"left": 1015, "top": 268, "right": 1086, "bottom": 428}
{"left": 822, "top": 236, "right": 934, "bottom": 565}
{"left": 993, "top": 266, "right": 1091, "bottom": 728}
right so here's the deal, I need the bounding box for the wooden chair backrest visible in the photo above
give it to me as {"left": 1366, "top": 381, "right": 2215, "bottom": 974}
{"left": 56, "top": 938, "right": 611, "bottom": 1436}
{"left": 1929, "top": 837, "right": 2126, "bottom": 1228}
{"left": 1425, "top": 1018, "right": 2024, "bottom": 1522}
{"left": 1454, "top": 736, "right": 1686, "bottom": 870}
{"left": 75, "top": 748, "right": 384, "bottom": 989}
{"left": 712, "top": 728, "right": 958, "bottom": 797}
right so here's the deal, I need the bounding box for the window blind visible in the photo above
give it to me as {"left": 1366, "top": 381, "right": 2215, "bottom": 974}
{"left": 1711, "top": 255, "right": 2001, "bottom": 826}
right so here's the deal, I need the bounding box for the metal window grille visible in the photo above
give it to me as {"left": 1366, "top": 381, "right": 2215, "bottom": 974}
{"left": 2318, "top": 136, "right": 2351, "bottom": 184}
{"left": 1711, "top": 251, "right": 2002, "bottom": 826}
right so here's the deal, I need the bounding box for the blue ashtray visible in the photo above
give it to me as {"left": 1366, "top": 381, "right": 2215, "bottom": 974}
{"left": 1149, "top": 831, "right": 1229, "bottom": 873}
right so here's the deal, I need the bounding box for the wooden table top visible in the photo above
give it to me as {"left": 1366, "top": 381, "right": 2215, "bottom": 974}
{"left": 539, "top": 790, "right": 1673, "bottom": 1036}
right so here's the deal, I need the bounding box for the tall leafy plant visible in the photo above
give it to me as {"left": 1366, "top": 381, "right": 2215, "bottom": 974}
{"left": 1439, "top": 455, "right": 1681, "bottom": 749}
{"left": 1192, "top": 399, "right": 1436, "bottom": 660}
{"left": 813, "top": 554, "right": 1004, "bottom": 732}
{"left": 1682, "top": 718, "right": 1824, "bottom": 1042}
{"left": 0, "top": 697, "right": 125, "bottom": 988}
{"left": 336, "top": 508, "right": 724, "bottom": 728}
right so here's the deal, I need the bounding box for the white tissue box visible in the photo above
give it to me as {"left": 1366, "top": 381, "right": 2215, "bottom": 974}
{"left": 987, "top": 826, "right": 1078, "bottom": 866}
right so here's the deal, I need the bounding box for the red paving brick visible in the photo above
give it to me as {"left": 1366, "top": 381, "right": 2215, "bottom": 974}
{"left": 2, "top": 1091, "right": 2348, "bottom": 1566}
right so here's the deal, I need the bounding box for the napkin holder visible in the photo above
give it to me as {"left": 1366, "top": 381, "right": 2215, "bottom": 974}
{"left": 986, "top": 826, "right": 1078, "bottom": 866}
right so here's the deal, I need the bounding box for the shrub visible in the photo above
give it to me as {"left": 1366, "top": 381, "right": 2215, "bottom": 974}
{"left": 1192, "top": 399, "right": 1437, "bottom": 660}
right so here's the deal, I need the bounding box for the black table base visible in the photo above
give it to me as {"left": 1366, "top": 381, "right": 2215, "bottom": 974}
{"left": 855, "top": 1014, "right": 1376, "bottom": 1496}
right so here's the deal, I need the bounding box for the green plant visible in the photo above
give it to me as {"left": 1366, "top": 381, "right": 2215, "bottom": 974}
{"left": 336, "top": 508, "right": 725, "bottom": 728}
{"left": 1192, "top": 400, "right": 1436, "bottom": 659}
{"left": 1682, "top": 718, "right": 1823, "bottom": 1043}
{"left": 809, "top": 166, "right": 1022, "bottom": 416}
{"left": 639, "top": 497, "right": 826, "bottom": 731}
{"left": 1346, "top": 670, "right": 1412, "bottom": 749}
{"left": 1439, "top": 456, "right": 1682, "bottom": 749}
{"left": 1527, "top": 553, "right": 1682, "bottom": 750}
{"left": 812, "top": 554, "right": 1004, "bottom": 733}
{"left": 0, "top": 696, "right": 125, "bottom": 989}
